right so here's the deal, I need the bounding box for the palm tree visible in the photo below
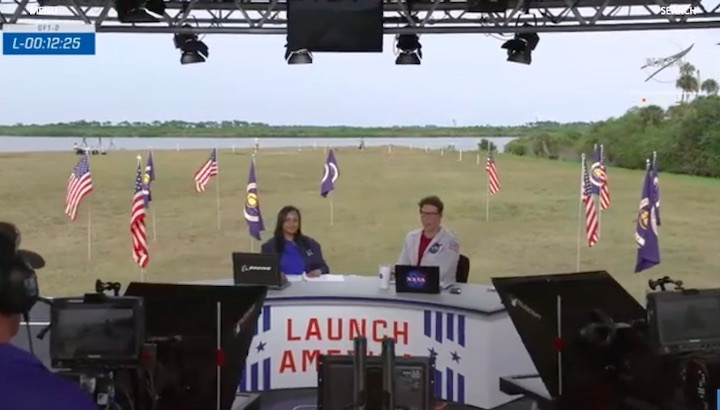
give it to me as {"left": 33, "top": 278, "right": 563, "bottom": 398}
{"left": 675, "top": 62, "right": 699, "bottom": 102}
{"left": 700, "top": 78, "right": 719, "bottom": 96}
{"left": 637, "top": 105, "right": 665, "bottom": 128}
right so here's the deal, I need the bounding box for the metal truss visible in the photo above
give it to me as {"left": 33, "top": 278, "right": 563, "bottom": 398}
{"left": 1, "top": 0, "right": 720, "bottom": 34}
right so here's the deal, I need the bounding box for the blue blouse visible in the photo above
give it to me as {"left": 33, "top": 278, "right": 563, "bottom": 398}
{"left": 280, "top": 240, "right": 306, "bottom": 275}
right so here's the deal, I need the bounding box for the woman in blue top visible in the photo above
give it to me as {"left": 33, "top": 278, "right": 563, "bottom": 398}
{"left": 260, "top": 205, "right": 330, "bottom": 277}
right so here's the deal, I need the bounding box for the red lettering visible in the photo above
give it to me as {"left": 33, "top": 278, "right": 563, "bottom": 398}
{"left": 279, "top": 350, "right": 296, "bottom": 373}
{"left": 286, "top": 319, "right": 301, "bottom": 341}
{"left": 287, "top": 317, "right": 411, "bottom": 344}
{"left": 349, "top": 318, "right": 366, "bottom": 339}
{"left": 393, "top": 321, "right": 409, "bottom": 345}
{"left": 305, "top": 318, "right": 322, "bottom": 340}
{"left": 403, "top": 353, "right": 411, "bottom": 358}
{"left": 372, "top": 319, "right": 388, "bottom": 342}
{"left": 302, "top": 349, "right": 321, "bottom": 372}
{"left": 327, "top": 318, "right": 342, "bottom": 341}
{"left": 283, "top": 349, "right": 384, "bottom": 374}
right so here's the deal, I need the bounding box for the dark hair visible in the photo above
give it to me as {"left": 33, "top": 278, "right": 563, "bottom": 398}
{"left": 418, "top": 195, "right": 444, "bottom": 214}
{"left": 273, "top": 205, "right": 305, "bottom": 254}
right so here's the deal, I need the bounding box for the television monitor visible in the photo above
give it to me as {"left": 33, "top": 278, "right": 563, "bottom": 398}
{"left": 287, "top": 0, "right": 384, "bottom": 53}
{"left": 49, "top": 296, "right": 144, "bottom": 369}
{"left": 647, "top": 289, "right": 720, "bottom": 354}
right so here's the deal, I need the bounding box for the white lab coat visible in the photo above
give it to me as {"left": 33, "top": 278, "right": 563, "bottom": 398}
{"left": 396, "top": 227, "right": 460, "bottom": 286}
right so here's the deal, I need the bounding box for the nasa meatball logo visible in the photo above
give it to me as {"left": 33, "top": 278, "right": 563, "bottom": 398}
{"left": 406, "top": 271, "right": 427, "bottom": 289}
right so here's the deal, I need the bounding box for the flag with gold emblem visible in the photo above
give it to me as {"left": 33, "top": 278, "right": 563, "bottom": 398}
{"left": 634, "top": 159, "right": 660, "bottom": 273}
{"left": 244, "top": 159, "right": 264, "bottom": 241}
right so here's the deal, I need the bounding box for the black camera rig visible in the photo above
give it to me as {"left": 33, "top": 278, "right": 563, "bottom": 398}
{"left": 493, "top": 271, "right": 720, "bottom": 410}
{"left": 46, "top": 280, "right": 145, "bottom": 410}
{"left": 35, "top": 279, "right": 267, "bottom": 410}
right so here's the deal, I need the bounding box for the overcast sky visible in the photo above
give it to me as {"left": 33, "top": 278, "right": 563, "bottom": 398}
{"left": 0, "top": 24, "right": 717, "bottom": 126}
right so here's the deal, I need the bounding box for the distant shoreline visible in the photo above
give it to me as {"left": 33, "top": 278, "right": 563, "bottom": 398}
{"left": 0, "top": 134, "right": 511, "bottom": 139}
{"left": 0, "top": 122, "right": 589, "bottom": 138}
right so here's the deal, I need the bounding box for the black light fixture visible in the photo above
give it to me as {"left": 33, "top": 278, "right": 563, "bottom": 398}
{"left": 173, "top": 24, "right": 209, "bottom": 65}
{"left": 395, "top": 33, "right": 422, "bottom": 65}
{"left": 114, "top": 0, "right": 164, "bottom": 23}
{"left": 501, "top": 23, "right": 539, "bottom": 65}
{"left": 284, "top": 47, "right": 313, "bottom": 65}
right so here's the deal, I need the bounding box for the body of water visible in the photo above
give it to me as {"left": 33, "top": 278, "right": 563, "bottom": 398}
{"left": 0, "top": 136, "right": 516, "bottom": 153}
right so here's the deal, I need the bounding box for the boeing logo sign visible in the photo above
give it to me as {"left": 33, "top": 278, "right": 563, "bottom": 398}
{"left": 406, "top": 271, "right": 427, "bottom": 289}
{"left": 241, "top": 265, "right": 272, "bottom": 272}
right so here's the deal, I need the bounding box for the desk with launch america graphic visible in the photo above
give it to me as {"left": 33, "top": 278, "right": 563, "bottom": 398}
{"left": 198, "top": 275, "right": 536, "bottom": 410}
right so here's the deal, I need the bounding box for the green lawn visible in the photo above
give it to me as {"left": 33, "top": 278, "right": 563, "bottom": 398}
{"left": 1, "top": 147, "right": 718, "bottom": 298}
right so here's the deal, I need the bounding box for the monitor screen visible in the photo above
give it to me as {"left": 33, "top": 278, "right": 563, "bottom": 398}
{"left": 319, "top": 357, "right": 431, "bottom": 410}
{"left": 51, "top": 306, "right": 140, "bottom": 362}
{"left": 656, "top": 293, "right": 720, "bottom": 345}
{"left": 287, "top": 0, "right": 383, "bottom": 53}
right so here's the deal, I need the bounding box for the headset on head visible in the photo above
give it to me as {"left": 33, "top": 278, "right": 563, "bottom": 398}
{"left": 0, "top": 224, "right": 39, "bottom": 316}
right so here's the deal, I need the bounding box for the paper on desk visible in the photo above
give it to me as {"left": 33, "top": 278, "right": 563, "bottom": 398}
{"left": 285, "top": 275, "right": 304, "bottom": 282}
{"left": 302, "top": 273, "right": 346, "bottom": 282}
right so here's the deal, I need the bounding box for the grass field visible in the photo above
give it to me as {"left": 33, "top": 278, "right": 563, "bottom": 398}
{"left": 1, "top": 147, "right": 719, "bottom": 298}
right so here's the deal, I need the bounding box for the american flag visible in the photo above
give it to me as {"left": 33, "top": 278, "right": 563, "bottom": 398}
{"left": 131, "top": 162, "right": 149, "bottom": 268}
{"left": 486, "top": 150, "right": 501, "bottom": 195}
{"left": 193, "top": 149, "right": 218, "bottom": 192}
{"left": 581, "top": 155, "right": 599, "bottom": 247}
{"left": 65, "top": 154, "right": 93, "bottom": 221}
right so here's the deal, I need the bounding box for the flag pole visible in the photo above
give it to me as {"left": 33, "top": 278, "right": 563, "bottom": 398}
{"left": 86, "top": 152, "right": 92, "bottom": 261}
{"left": 151, "top": 208, "right": 157, "bottom": 242}
{"left": 576, "top": 154, "right": 584, "bottom": 272}
{"left": 149, "top": 147, "right": 157, "bottom": 242}
{"left": 87, "top": 200, "right": 92, "bottom": 261}
{"left": 215, "top": 148, "right": 221, "bottom": 230}
{"left": 485, "top": 177, "right": 490, "bottom": 222}
{"left": 140, "top": 267, "right": 145, "bottom": 282}
{"left": 596, "top": 145, "right": 603, "bottom": 240}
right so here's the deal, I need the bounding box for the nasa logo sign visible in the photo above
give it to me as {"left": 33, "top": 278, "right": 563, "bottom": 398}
{"left": 406, "top": 271, "right": 427, "bottom": 289}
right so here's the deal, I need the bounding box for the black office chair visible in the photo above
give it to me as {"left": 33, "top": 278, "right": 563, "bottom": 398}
{"left": 456, "top": 254, "right": 470, "bottom": 283}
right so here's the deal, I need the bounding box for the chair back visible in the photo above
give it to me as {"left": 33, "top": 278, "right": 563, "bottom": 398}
{"left": 456, "top": 254, "right": 470, "bottom": 283}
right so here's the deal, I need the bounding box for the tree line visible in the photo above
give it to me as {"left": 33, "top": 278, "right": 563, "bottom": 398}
{"left": 0, "top": 120, "right": 589, "bottom": 138}
{"left": 505, "top": 62, "right": 720, "bottom": 177}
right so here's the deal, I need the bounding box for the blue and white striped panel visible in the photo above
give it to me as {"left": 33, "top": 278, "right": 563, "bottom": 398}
{"left": 423, "top": 310, "right": 466, "bottom": 346}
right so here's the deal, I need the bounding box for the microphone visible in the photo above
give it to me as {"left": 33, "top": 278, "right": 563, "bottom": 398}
{"left": 352, "top": 336, "right": 368, "bottom": 410}
{"left": 381, "top": 337, "right": 396, "bottom": 410}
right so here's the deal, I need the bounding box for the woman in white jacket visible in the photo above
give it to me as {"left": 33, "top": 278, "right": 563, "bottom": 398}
{"left": 396, "top": 195, "right": 460, "bottom": 287}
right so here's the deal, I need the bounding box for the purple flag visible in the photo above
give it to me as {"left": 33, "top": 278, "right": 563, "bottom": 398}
{"left": 652, "top": 152, "right": 661, "bottom": 226}
{"left": 142, "top": 151, "right": 155, "bottom": 207}
{"left": 320, "top": 149, "right": 340, "bottom": 197}
{"left": 634, "top": 160, "right": 660, "bottom": 273}
{"left": 589, "top": 144, "right": 603, "bottom": 195}
{"left": 244, "top": 160, "right": 264, "bottom": 241}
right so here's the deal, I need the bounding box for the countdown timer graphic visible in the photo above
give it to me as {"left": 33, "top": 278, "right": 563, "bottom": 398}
{"left": 2, "top": 24, "right": 96, "bottom": 55}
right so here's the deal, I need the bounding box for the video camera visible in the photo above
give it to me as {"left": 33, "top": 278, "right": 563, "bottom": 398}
{"left": 39, "top": 279, "right": 268, "bottom": 410}
{"left": 493, "top": 271, "right": 720, "bottom": 410}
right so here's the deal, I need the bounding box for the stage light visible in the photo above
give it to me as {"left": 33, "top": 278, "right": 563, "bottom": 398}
{"left": 114, "top": 0, "right": 163, "bottom": 23}
{"left": 395, "top": 34, "right": 422, "bottom": 65}
{"left": 285, "top": 48, "right": 313, "bottom": 65}
{"left": 173, "top": 25, "right": 209, "bottom": 65}
{"left": 501, "top": 27, "right": 539, "bottom": 65}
